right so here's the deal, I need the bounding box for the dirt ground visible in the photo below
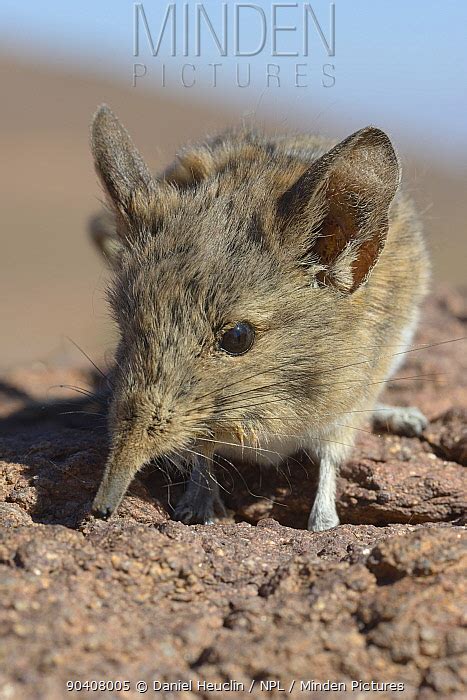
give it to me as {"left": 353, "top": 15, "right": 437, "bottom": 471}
{"left": 0, "top": 287, "right": 466, "bottom": 700}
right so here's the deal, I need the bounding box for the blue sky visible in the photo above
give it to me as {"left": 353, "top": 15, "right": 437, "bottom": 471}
{"left": 1, "top": 0, "right": 465, "bottom": 165}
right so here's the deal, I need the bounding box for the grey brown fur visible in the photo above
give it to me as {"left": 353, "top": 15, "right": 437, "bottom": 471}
{"left": 89, "top": 105, "right": 429, "bottom": 530}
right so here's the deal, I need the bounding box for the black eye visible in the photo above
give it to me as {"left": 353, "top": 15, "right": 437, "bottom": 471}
{"left": 219, "top": 322, "right": 255, "bottom": 356}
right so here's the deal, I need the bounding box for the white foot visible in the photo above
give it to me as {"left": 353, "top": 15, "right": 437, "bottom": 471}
{"left": 307, "top": 503, "right": 340, "bottom": 532}
{"left": 373, "top": 404, "right": 428, "bottom": 437}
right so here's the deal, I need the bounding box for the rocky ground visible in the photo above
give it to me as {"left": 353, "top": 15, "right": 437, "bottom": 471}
{"left": 0, "top": 288, "right": 466, "bottom": 700}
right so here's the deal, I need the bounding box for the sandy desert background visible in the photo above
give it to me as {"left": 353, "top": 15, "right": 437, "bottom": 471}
{"left": 1, "top": 54, "right": 466, "bottom": 369}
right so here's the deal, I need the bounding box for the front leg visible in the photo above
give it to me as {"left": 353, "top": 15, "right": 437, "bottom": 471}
{"left": 307, "top": 453, "right": 340, "bottom": 532}
{"left": 173, "top": 455, "right": 226, "bottom": 525}
{"left": 306, "top": 432, "right": 355, "bottom": 532}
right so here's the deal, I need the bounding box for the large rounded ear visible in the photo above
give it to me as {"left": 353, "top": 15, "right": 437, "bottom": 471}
{"left": 90, "top": 105, "right": 156, "bottom": 243}
{"left": 277, "top": 127, "right": 401, "bottom": 293}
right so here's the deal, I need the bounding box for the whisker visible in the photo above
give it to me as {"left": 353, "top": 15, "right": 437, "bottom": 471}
{"left": 211, "top": 405, "right": 427, "bottom": 422}
{"left": 164, "top": 452, "right": 186, "bottom": 510}
{"left": 183, "top": 447, "right": 217, "bottom": 465}
{"left": 190, "top": 340, "right": 452, "bottom": 412}
{"left": 191, "top": 336, "right": 464, "bottom": 414}
{"left": 199, "top": 437, "right": 296, "bottom": 492}
{"left": 330, "top": 372, "right": 444, "bottom": 391}
{"left": 45, "top": 458, "right": 91, "bottom": 488}
{"left": 180, "top": 448, "right": 231, "bottom": 496}
{"left": 198, "top": 434, "right": 353, "bottom": 456}
{"left": 58, "top": 410, "right": 106, "bottom": 418}
{"left": 204, "top": 372, "right": 443, "bottom": 418}
{"left": 160, "top": 479, "right": 188, "bottom": 489}
{"left": 335, "top": 423, "right": 377, "bottom": 436}
{"left": 215, "top": 454, "right": 288, "bottom": 508}
{"left": 302, "top": 337, "right": 466, "bottom": 380}
{"left": 65, "top": 335, "right": 113, "bottom": 387}
{"left": 191, "top": 370, "right": 439, "bottom": 417}
{"left": 194, "top": 356, "right": 310, "bottom": 404}
{"left": 189, "top": 383, "right": 299, "bottom": 416}
{"left": 258, "top": 426, "right": 372, "bottom": 441}
{"left": 198, "top": 436, "right": 289, "bottom": 461}
{"left": 49, "top": 384, "right": 106, "bottom": 403}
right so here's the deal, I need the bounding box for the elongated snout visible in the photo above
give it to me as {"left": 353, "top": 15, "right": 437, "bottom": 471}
{"left": 92, "top": 385, "right": 200, "bottom": 519}
{"left": 92, "top": 445, "right": 148, "bottom": 519}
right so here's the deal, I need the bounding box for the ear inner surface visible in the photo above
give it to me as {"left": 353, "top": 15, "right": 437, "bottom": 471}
{"left": 278, "top": 127, "right": 401, "bottom": 293}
